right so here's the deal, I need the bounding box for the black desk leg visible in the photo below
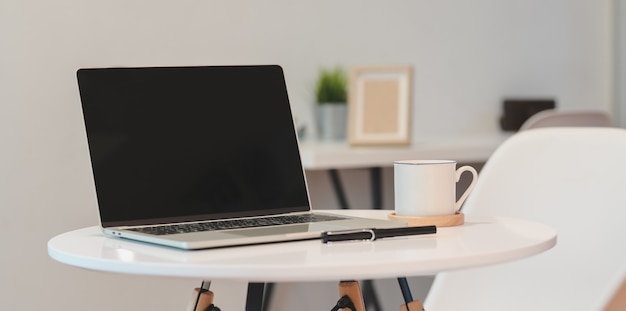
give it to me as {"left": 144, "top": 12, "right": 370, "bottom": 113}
{"left": 370, "top": 167, "right": 382, "bottom": 209}
{"left": 362, "top": 279, "right": 383, "bottom": 311}
{"left": 330, "top": 168, "right": 383, "bottom": 209}
{"left": 263, "top": 283, "right": 274, "bottom": 311}
{"left": 245, "top": 283, "right": 267, "bottom": 311}
{"left": 329, "top": 169, "right": 349, "bottom": 209}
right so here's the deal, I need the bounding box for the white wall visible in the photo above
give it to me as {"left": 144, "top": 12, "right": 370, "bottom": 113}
{"left": 0, "top": 1, "right": 613, "bottom": 310}
{"left": 616, "top": 0, "right": 626, "bottom": 127}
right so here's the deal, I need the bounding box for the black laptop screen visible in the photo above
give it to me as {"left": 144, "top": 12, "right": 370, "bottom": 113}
{"left": 77, "top": 65, "right": 310, "bottom": 227}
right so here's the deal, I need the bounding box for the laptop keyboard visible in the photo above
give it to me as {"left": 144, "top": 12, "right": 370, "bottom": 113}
{"left": 128, "top": 214, "right": 347, "bottom": 236}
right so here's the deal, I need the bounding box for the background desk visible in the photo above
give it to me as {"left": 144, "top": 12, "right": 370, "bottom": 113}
{"left": 48, "top": 209, "right": 556, "bottom": 310}
{"left": 299, "top": 135, "right": 509, "bottom": 209}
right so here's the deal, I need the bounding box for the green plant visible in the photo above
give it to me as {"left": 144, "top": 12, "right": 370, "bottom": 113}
{"left": 316, "top": 67, "right": 347, "bottom": 104}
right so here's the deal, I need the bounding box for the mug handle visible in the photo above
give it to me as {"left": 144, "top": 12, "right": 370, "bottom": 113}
{"left": 455, "top": 166, "right": 478, "bottom": 213}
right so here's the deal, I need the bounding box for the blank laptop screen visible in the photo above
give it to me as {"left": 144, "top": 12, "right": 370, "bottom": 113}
{"left": 77, "top": 65, "right": 310, "bottom": 227}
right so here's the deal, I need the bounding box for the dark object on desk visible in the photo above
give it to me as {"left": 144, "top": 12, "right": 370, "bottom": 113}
{"left": 500, "top": 99, "right": 556, "bottom": 131}
{"left": 321, "top": 226, "right": 437, "bottom": 243}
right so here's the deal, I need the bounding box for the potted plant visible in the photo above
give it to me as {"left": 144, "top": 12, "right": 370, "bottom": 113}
{"left": 316, "top": 67, "right": 348, "bottom": 140}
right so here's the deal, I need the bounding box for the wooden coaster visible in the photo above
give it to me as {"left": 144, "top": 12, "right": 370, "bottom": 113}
{"left": 388, "top": 212, "right": 464, "bottom": 227}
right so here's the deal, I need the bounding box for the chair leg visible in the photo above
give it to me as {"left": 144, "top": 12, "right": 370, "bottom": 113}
{"left": 336, "top": 280, "right": 366, "bottom": 311}
{"left": 400, "top": 301, "right": 424, "bottom": 311}
{"left": 187, "top": 281, "right": 217, "bottom": 311}
{"left": 397, "top": 277, "right": 424, "bottom": 311}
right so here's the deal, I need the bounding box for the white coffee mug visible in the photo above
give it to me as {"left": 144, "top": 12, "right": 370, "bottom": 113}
{"left": 394, "top": 160, "right": 478, "bottom": 217}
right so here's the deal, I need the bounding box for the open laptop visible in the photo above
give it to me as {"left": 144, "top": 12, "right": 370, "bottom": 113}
{"left": 76, "top": 65, "right": 404, "bottom": 250}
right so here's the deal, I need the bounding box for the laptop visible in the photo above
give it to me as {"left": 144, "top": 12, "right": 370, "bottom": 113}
{"left": 76, "top": 65, "right": 404, "bottom": 250}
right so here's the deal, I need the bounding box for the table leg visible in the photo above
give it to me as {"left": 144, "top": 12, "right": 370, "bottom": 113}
{"left": 337, "top": 281, "right": 366, "bottom": 311}
{"left": 263, "top": 283, "right": 274, "bottom": 311}
{"left": 245, "top": 282, "right": 268, "bottom": 311}
{"left": 370, "top": 167, "right": 382, "bottom": 209}
{"left": 187, "top": 281, "right": 218, "bottom": 311}
{"left": 398, "top": 277, "right": 425, "bottom": 311}
{"left": 189, "top": 281, "right": 264, "bottom": 310}
{"left": 362, "top": 279, "right": 382, "bottom": 311}
{"left": 329, "top": 167, "right": 384, "bottom": 209}
{"left": 400, "top": 301, "right": 425, "bottom": 311}
{"left": 329, "top": 169, "right": 349, "bottom": 209}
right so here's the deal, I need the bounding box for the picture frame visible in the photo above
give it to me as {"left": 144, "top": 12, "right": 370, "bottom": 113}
{"left": 348, "top": 65, "right": 412, "bottom": 146}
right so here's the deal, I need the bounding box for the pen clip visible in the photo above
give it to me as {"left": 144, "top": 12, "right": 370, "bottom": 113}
{"left": 324, "top": 229, "right": 376, "bottom": 241}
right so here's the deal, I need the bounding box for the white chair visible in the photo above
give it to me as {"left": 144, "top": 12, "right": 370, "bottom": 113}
{"left": 519, "top": 109, "right": 611, "bottom": 130}
{"left": 424, "top": 127, "right": 626, "bottom": 311}
{"left": 604, "top": 264, "right": 626, "bottom": 311}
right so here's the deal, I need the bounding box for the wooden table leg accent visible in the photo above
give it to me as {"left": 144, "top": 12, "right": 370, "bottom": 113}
{"left": 187, "top": 281, "right": 218, "bottom": 311}
{"left": 397, "top": 277, "right": 424, "bottom": 311}
{"left": 338, "top": 281, "right": 366, "bottom": 311}
{"left": 400, "top": 300, "right": 424, "bottom": 311}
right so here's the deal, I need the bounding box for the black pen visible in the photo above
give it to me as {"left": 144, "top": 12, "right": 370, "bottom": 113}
{"left": 321, "top": 226, "right": 437, "bottom": 243}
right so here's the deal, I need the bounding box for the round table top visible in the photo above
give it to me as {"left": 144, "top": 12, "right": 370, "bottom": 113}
{"left": 48, "top": 210, "right": 557, "bottom": 282}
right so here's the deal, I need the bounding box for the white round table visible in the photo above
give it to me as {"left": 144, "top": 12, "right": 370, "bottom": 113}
{"left": 48, "top": 210, "right": 556, "bottom": 282}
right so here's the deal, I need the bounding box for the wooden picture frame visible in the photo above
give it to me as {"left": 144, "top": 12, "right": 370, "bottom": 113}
{"left": 348, "top": 66, "right": 412, "bottom": 146}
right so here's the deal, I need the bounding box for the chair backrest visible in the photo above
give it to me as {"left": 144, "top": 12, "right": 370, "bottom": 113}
{"left": 519, "top": 109, "right": 611, "bottom": 130}
{"left": 424, "top": 127, "right": 626, "bottom": 311}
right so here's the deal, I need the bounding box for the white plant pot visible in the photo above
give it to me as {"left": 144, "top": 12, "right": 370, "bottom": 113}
{"left": 317, "top": 103, "right": 347, "bottom": 140}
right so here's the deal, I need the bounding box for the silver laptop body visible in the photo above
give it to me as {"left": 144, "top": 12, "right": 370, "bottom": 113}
{"left": 76, "top": 65, "right": 404, "bottom": 250}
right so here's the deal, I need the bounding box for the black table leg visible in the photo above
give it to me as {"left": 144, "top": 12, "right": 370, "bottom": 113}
{"left": 329, "top": 167, "right": 383, "bottom": 210}
{"left": 362, "top": 279, "right": 382, "bottom": 311}
{"left": 245, "top": 283, "right": 267, "bottom": 311}
{"left": 262, "top": 283, "right": 274, "bottom": 311}
{"left": 329, "top": 169, "right": 349, "bottom": 209}
{"left": 370, "top": 167, "right": 382, "bottom": 209}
